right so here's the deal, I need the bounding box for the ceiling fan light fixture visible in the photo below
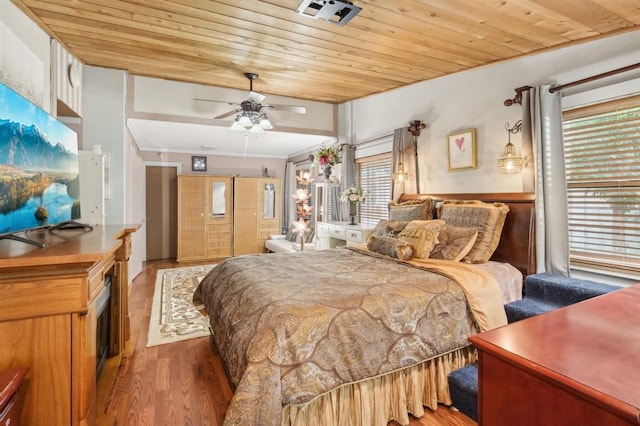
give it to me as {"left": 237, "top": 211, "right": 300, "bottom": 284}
{"left": 230, "top": 120, "right": 246, "bottom": 131}
{"left": 238, "top": 114, "right": 252, "bottom": 127}
{"left": 259, "top": 117, "right": 273, "bottom": 129}
{"left": 249, "top": 124, "right": 265, "bottom": 134}
{"left": 218, "top": 72, "right": 305, "bottom": 133}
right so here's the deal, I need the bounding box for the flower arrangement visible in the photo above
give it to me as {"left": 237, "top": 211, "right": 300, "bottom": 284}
{"left": 315, "top": 143, "right": 341, "bottom": 166}
{"left": 340, "top": 187, "right": 367, "bottom": 204}
{"left": 341, "top": 187, "right": 367, "bottom": 225}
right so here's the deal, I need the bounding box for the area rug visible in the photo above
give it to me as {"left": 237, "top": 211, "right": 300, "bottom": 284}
{"left": 147, "top": 264, "right": 216, "bottom": 347}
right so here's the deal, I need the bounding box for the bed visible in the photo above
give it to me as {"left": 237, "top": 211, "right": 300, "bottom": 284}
{"left": 193, "top": 192, "right": 535, "bottom": 426}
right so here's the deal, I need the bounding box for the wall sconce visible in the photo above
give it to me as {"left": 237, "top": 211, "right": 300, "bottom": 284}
{"left": 393, "top": 162, "right": 408, "bottom": 183}
{"left": 393, "top": 120, "right": 425, "bottom": 184}
{"left": 497, "top": 120, "right": 524, "bottom": 174}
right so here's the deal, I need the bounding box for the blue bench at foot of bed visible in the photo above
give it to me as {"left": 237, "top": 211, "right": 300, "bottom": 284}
{"left": 448, "top": 273, "right": 619, "bottom": 421}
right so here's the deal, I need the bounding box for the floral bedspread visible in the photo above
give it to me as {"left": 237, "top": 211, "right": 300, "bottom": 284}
{"left": 193, "top": 247, "right": 505, "bottom": 425}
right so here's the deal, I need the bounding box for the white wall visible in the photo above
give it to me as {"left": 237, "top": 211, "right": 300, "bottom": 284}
{"left": 83, "top": 66, "right": 144, "bottom": 279}
{"left": 342, "top": 31, "right": 640, "bottom": 194}
{"left": 137, "top": 151, "right": 286, "bottom": 179}
{"left": 0, "top": 1, "right": 50, "bottom": 110}
{"left": 128, "top": 134, "right": 145, "bottom": 279}
{"left": 83, "top": 66, "right": 128, "bottom": 224}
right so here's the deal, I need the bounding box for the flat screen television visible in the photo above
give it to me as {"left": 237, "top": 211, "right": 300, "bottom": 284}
{"left": 0, "top": 81, "right": 86, "bottom": 247}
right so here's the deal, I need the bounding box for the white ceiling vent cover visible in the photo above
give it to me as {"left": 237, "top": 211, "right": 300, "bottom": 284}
{"left": 296, "top": 0, "right": 361, "bottom": 26}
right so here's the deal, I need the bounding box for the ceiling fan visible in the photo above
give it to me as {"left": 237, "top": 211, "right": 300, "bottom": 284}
{"left": 195, "top": 72, "right": 307, "bottom": 133}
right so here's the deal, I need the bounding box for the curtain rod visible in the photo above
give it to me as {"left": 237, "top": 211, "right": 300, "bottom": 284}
{"left": 293, "top": 156, "right": 313, "bottom": 165}
{"left": 549, "top": 62, "right": 640, "bottom": 93}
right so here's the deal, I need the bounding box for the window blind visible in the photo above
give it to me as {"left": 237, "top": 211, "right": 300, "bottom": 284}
{"left": 563, "top": 96, "right": 640, "bottom": 272}
{"left": 356, "top": 153, "right": 392, "bottom": 226}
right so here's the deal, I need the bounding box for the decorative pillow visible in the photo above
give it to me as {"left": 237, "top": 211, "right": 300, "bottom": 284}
{"left": 438, "top": 200, "right": 509, "bottom": 263}
{"left": 285, "top": 227, "right": 298, "bottom": 242}
{"left": 304, "top": 228, "right": 315, "bottom": 243}
{"left": 366, "top": 235, "right": 414, "bottom": 261}
{"left": 371, "top": 220, "right": 410, "bottom": 237}
{"left": 388, "top": 198, "right": 434, "bottom": 221}
{"left": 284, "top": 226, "right": 314, "bottom": 243}
{"left": 430, "top": 226, "right": 478, "bottom": 262}
{"left": 398, "top": 219, "right": 445, "bottom": 259}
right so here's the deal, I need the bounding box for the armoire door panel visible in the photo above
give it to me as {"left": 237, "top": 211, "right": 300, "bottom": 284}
{"left": 177, "top": 175, "right": 207, "bottom": 261}
{"left": 233, "top": 178, "right": 259, "bottom": 256}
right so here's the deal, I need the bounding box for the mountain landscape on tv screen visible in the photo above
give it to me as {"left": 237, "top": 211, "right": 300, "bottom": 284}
{"left": 0, "top": 119, "right": 78, "bottom": 170}
{"left": 0, "top": 119, "right": 80, "bottom": 233}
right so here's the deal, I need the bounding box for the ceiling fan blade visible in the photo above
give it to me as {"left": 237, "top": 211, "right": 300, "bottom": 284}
{"left": 214, "top": 109, "right": 240, "bottom": 119}
{"left": 194, "top": 98, "right": 239, "bottom": 105}
{"left": 265, "top": 104, "right": 307, "bottom": 114}
{"left": 248, "top": 91, "right": 266, "bottom": 103}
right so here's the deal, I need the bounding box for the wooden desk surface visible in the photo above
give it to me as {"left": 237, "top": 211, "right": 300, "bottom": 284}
{"left": 470, "top": 284, "right": 640, "bottom": 422}
{"left": 0, "top": 224, "right": 140, "bottom": 269}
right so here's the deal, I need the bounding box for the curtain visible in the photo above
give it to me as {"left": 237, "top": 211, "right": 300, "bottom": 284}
{"left": 522, "top": 86, "right": 570, "bottom": 276}
{"left": 334, "top": 144, "right": 356, "bottom": 221}
{"left": 391, "top": 127, "right": 419, "bottom": 201}
{"left": 284, "top": 161, "right": 297, "bottom": 232}
{"left": 330, "top": 185, "right": 344, "bottom": 221}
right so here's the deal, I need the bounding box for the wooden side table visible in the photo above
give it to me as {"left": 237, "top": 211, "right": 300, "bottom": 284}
{"left": 0, "top": 367, "right": 29, "bottom": 426}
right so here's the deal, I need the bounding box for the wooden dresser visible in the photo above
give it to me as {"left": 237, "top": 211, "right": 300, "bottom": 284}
{"left": 469, "top": 284, "right": 640, "bottom": 425}
{"left": 0, "top": 225, "right": 138, "bottom": 426}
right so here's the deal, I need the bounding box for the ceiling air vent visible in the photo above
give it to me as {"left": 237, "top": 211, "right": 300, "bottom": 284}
{"left": 296, "top": 0, "right": 361, "bottom": 26}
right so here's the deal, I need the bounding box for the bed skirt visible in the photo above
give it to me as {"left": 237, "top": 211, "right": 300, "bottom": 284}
{"left": 282, "top": 346, "right": 477, "bottom": 426}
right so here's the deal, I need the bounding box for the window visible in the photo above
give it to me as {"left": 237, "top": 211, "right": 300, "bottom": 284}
{"left": 562, "top": 95, "right": 640, "bottom": 273}
{"left": 356, "top": 153, "right": 392, "bottom": 226}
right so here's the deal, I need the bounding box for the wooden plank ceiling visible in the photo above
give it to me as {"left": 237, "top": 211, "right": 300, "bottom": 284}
{"left": 11, "top": 0, "right": 640, "bottom": 104}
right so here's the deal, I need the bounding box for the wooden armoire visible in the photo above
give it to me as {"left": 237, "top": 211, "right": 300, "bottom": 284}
{"left": 177, "top": 175, "right": 234, "bottom": 262}
{"left": 177, "top": 175, "right": 281, "bottom": 262}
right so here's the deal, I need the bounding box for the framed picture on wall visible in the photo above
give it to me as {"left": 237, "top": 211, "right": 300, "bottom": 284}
{"left": 192, "top": 155, "right": 207, "bottom": 172}
{"left": 447, "top": 128, "right": 477, "bottom": 171}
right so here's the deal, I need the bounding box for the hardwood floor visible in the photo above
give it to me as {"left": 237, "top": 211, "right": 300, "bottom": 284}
{"left": 98, "top": 259, "right": 476, "bottom": 426}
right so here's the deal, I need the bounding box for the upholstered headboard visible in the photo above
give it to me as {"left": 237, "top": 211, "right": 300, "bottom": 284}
{"left": 398, "top": 192, "right": 535, "bottom": 276}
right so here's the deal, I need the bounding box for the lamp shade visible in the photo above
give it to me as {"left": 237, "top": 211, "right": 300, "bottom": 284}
{"left": 230, "top": 120, "right": 246, "bottom": 131}
{"left": 238, "top": 115, "right": 252, "bottom": 127}
{"left": 497, "top": 141, "right": 524, "bottom": 173}
{"left": 259, "top": 118, "right": 273, "bottom": 129}
{"left": 249, "top": 123, "right": 264, "bottom": 134}
{"left": 392, "top": 161, "right": 408, "bottom": 183}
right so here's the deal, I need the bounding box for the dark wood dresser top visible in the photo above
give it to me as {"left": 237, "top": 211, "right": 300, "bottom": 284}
{"left": 470, "top": 284, "right": 640, "bottom": 422}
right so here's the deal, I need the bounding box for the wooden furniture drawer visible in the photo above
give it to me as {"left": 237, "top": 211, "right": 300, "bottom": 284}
{"left": 317, "top": 223, "right": 330, "bottom": 236}
{"left": 0, "top": 278, "right": 83, "bottom": 321}
{"left": 329, "top": 225, "right": 346, "bottom": 239}
{"left": 346, "top": 229, "right": 364, "bottom": 243}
